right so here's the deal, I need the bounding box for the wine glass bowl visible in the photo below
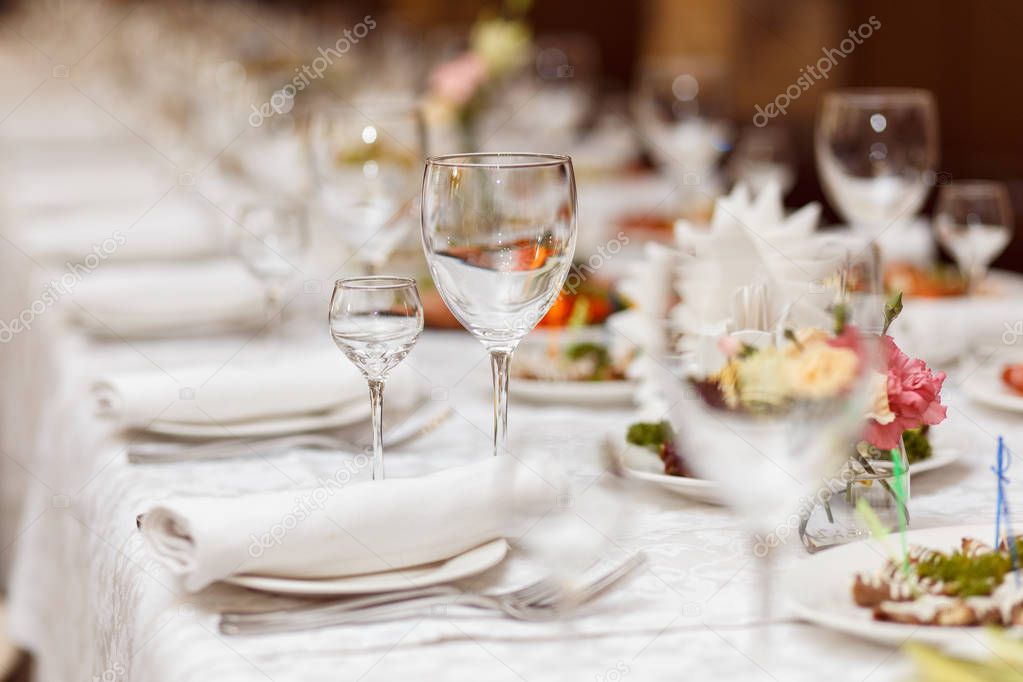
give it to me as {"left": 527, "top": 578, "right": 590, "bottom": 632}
{"left": 816, "top": 88, "right": 939, "bottom": 228}
{"left": 662, "top": 329, "right": 882, "bottom": 623}
{"left": 329, "top": 276, "right": 424, "bottom": 480}
{"left": 306, "top": 100, "right": 426, "bottom": 273}
{"left": 235, "top": 202, "right": 309, "bottom": 336}
{"left": 421, "top": 153, "right": 577, "bottom": 455}
{"left": 933, "top": 180, "right": 1015, "bottom": 293}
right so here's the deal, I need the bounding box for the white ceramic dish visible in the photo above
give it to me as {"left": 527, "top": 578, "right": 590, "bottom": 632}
{"left": 785, "top": 524, "right": 1011, "bottom": 647}
{"left": 142, "top": 400, "right": 372, "bottom": 439}
{"left": 621, "top": 427, "right": 963, "bottom": 504}
{"left": 964, "top": 368, "right": 1023, "bottom": 414}
{"left": 226, "top": 539, "right": 509, "bottom": 596}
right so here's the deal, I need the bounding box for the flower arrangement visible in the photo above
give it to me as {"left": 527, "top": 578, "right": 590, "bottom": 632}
{"left": 705, "top": 293, "right": 947, "bottom": 452}
{"left": 424, "top": 0, "right": 533, "bottom": 150}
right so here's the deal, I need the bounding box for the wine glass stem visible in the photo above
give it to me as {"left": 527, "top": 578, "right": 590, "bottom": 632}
{"left": 368, "top": 378, "right": 385, "bottom": 480}
{"left": 966, "top": 263, "right": 986, "bottom": 295}
{"left": 490, "top": 349, "right": 512, "bottom": 457}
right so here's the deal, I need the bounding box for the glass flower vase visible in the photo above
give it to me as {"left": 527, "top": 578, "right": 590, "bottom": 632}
{"left": 799, "top": 436, "right": 909, "bottom": 552}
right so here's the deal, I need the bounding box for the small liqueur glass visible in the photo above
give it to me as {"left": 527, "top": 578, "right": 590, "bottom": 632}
{"left": 329, "top": 276, "right": 424, "bottom": 480}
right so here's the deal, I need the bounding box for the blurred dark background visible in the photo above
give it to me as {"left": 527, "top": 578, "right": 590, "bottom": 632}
{"left": 296, "top": 0, "right": 1023, "bottom": 271}
{"left": 5, "top": 0, "right": 1020, "bottom": 271}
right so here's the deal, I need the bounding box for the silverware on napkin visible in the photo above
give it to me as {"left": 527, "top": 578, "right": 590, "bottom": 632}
{"left": 219, "top": 553, "right": 647, "bottom": 635}
{"left": 127, "top": 406, "right": 453, "bottom": 464}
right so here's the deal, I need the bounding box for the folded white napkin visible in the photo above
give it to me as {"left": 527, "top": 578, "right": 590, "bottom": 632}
{"left": 23, "top": 196, "right": 226, "bottom": 262}
{"left": 93, "top": 351, "right": 410, "bottom": 427}
{"left": 139, "top": 457, "right": 559, "bottom": 591}
{"left": 5, "top": 160, "right": 174, "bottom": 210}
{"left": 69, "top": 260, "right": 266, "bottom": 337}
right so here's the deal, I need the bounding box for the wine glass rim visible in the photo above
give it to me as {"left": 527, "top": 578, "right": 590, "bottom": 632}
{"left": 425, "top": 152, "right": 572, "bottom": 169}
{"left": 334, "top": 275, "right": 417, "bottom": 291}
{"left": 822, "top": 87, "right": 935, "bottom": 106}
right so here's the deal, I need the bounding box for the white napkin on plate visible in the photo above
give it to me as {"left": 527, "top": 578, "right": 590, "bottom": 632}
{"left": 138, "top": 457, "right": 560, "bottom": 591}
{"left": 93, "top": 352, "right": 406, "bottom": 427}
{"left": 69, "top": 260, "right": 266, "bottom": 337}
{"left": 23, "top": 196, "right": 227, "bottom": 262}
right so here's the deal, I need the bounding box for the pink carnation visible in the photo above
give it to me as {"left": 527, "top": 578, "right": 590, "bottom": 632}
{"left": 430, "top": 53, "right": 487, "bottom": 106}
{"left": 864, "top": 335, "right": 947, "bottom": 450}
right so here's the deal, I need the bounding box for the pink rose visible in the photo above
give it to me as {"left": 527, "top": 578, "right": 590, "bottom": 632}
{"left": 864, "top": 335, "right": 947, "bottom": 450}
{"left": 430, "top": 53, "right": 487, "bottom": 106}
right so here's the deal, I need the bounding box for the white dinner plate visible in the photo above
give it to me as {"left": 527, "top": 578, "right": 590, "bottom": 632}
{"left": 620, "top": 444, "right": 721, "bottom": 504}
{"left": 226, "top": 539, "right": 509, "bottom": 596}
{"left": 963, "top": 367, "right": 1023, "bottom": 414}
{"left": 513, "top": 377, "right": 638, "bottom": 406}
{"left": 785, "top": 524, "right": 1014, "bottom": 647}
{"left": 621, "top": 427, "right": 963, "bottom": 504}
{"left": 142, "top": 400, "right": 373, "bottom": 439}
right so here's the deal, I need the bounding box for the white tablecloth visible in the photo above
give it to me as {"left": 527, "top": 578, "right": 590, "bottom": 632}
{"left": 1, "top": 290, "right": 1021, "bottom": 681}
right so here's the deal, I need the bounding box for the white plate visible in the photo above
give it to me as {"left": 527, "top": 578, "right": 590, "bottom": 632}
{"left": 512, "top": 378, "right": 637, "bottom": 406}
{"left": 964, "top": 368, "right": 1023, "bottom": 414}
{"left": 226, "top": 539, "right": 509, "bottom": 596}
{"left": 785, "top": 524, "right": 1012, "bottom": 647}
{"left": 621, "top": 429, "right": 963, "bottom": 504}
{"left": 142, "top": 400, "right": 372, "bottom": 439}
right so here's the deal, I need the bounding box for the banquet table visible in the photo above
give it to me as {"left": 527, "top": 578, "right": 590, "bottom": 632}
{"left": 1, "top": 269, "right": 1021, "bottom": 681}
{"left": 1, "top": 53, "right": 1022, "bottom": 682}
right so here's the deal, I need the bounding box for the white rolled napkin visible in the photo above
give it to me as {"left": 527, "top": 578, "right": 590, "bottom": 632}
{"left": 139, "top": 457, "right": 560, "bottom": 591}
{"left": 94, "top": 355, "right": 418, "bottom": 427}
{"left": 69, "top": 260, "right": 266, "bottom": 337}
{"left": 23, "top": 196, "right": 226, "bottom": 263}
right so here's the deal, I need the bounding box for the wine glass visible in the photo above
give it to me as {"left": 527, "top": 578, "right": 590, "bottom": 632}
{"left": 727, "top": 125, "right": 796, "bottom": 195}
{"left": 934, "top": 180, "right": 1015, "bottom": 293}
{"left": 421, "top": 153, "right": 577, "bottom": 456}
{"left": 306, "top": 99, "right": 426, "bottom": 274}
{"left": 329, "top": 277, "right": 424, "bottom": 480}
{"left": 816, "top": 88, "right": 939, "bottom": 232}
{"left": 632, "top": 57, "right": 732, "bottom": 173}
{"left": 663, "top": 334, "right": 879, "bottom": 629}
{"left": 235, "top": 202, "right": 309, "bottom": 342}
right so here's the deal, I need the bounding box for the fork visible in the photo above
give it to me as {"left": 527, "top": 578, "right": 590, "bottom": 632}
{"left": 219, "top": 553, "right": 647, "bottom": 635}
